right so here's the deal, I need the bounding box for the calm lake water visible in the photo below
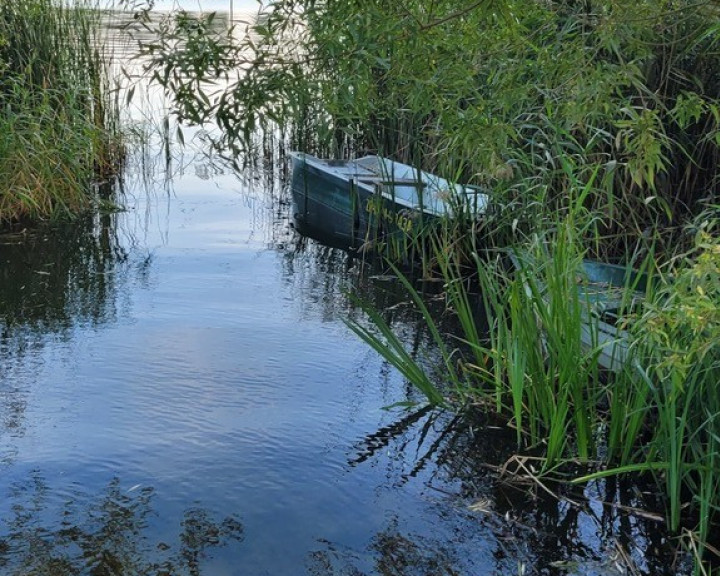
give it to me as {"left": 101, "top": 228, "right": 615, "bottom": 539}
{"left": 0, "top": 8, "right": 692, "bottom": 576}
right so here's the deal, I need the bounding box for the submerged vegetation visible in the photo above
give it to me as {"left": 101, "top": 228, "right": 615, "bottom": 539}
{"left": 130, "top": 0, "right": 719, "bottom": 571}
{"left": 0, "top": 0, "right": 123, "bottom": 226}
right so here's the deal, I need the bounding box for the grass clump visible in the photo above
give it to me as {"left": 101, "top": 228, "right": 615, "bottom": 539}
{"left": 0, "top": 0, "right": 123, "bottom": 226}
{"left": 605, "top": 223, "right": 720, "bottom": 557}
{"left": 345, "top": 213, "right": 720, "bottom": 572}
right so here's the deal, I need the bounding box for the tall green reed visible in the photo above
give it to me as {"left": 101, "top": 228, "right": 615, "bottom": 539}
{"left": 343, "top": 259, "right": 466, "bottom": 408}
{"left": 0, "top": 0, "right": 123, "bottom": 225}
{"left": 477, "top": 226, "right": 609, "bottom": 464}
{"left": 602, "top": 224, "right": 720, "bottom": 564}
{"left": 346, "top": 196, "right": 719, "bottom": 569}
{"left": 346, "top": 213, "right": 614, "bottom": 465}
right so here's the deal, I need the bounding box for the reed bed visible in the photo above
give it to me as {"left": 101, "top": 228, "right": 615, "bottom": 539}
{"left": 345, "top": 208, "right": 720, "bottom": 572}
{"left": 0, "top": 0, "right": 123, "bottom": 226}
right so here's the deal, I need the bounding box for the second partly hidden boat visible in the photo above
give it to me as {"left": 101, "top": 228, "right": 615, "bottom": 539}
{"left": 511, "top": 252, "right": 651, "bottom": 372}
{"left": 290, "top": 152, "right": 489, "bottom": 251}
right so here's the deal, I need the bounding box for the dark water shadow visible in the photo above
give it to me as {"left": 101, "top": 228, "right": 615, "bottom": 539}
{"left": 0, "top": 214, "right": 128, "bottom": 338}
{"left": 314, "top": 405, "right": 694, "bottom": 576}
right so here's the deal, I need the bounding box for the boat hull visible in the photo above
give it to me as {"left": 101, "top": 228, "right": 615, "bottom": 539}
{"left": 512, "top": 254, "right": 650, "bottom": 372}
{"left": 291, "top": 155, "right": 374, "bottom": 249}
{"left": 290, "top": 152, "right": 487, "bottom": 251}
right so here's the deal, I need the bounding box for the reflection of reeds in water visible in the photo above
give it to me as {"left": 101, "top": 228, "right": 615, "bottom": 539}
{"left": 341, "top": 404, "right": 684, "bottom": 575}
{"left": 0, "top": 215, "right": 131, "bottom": 451}
{"left": 0, "top": 216, "right": 129, "bottom": 345}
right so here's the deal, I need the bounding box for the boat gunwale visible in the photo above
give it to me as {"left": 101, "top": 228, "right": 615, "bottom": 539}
{"left": 290, "top": 151, "right": 489, "bottom": 217}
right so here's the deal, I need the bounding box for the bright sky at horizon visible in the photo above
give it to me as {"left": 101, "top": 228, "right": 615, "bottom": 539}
{"left": 114, "top": 0, "right": 261, "bottom": 13}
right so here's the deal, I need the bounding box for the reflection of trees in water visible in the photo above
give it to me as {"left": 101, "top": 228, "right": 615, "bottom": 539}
{"left": 371, "top": 522, "right": 462, "bottom": 576}
{"left": 0, "top": 475, "right": 243, "bottom": 576}
{"left": 278, "top": 229, "right": 451, "bottom": 337}
{"left": 0, "top": 214, "right": 129, "bottom": 340}
{"left": 278, "top": 232, "right": 463, "bottom": 404}
{"left": 489, "top": 473, "right": 691, "bottom": 576}
{"left": 0, "top": 213, "right": 134, "bottom": 451}
{"left": 307, "top": 516, "right": 472, "bottom": 576}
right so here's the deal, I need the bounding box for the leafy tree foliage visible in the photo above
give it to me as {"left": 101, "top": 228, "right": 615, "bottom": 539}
{"left": 135, "top": 0, "right": 720, "bottom": 257}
